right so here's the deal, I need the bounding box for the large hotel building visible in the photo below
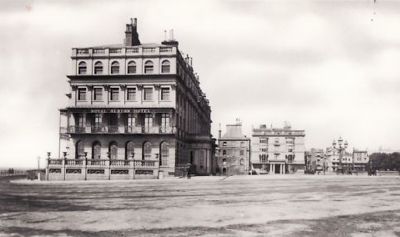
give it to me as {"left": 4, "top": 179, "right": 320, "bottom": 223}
{"left": 47, "top": 19, "right": 213, "bottom": 180}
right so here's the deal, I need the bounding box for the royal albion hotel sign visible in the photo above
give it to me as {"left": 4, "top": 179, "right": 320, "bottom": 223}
{"left": 69, "top": 108, "right": 174, "bottom": 113}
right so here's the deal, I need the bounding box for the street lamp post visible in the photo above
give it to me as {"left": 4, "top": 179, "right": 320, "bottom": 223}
{"left": 332, "top": 137, "right": 348, "bottom": 175}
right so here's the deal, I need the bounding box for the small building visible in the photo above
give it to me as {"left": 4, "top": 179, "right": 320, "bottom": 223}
{"left": 305, "top": 148, "right": 326, "bottom": 174}
{"left": 216, "top": 121, "right": 250, "bottom": 175}
{"left": 251, "top": 123, "right": 306, "bottom": 174}
{"left": 352, "top": 149, "right": 369, "bottom": 172}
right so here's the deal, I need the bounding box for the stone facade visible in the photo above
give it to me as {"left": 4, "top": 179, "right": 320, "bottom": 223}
{"left": 216, "top": 122, "right": 251, "bottom": 175}
{"left": 48, "top": 19, "right": 213, "bottom": 180}
{"left": 251, "top": 123, "right": 306, "bottom": 174}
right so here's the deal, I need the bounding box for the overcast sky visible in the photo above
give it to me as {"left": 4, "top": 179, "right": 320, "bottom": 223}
{"left": 1, "top": 0, "right": 399, "bottom": 168}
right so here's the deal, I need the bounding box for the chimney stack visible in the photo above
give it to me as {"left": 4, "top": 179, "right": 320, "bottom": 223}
{"left": 162, "top": 28, "right": 179, "bottom": 47}
{"left": 124, "top": 18, "right": 141, "bottom": 46}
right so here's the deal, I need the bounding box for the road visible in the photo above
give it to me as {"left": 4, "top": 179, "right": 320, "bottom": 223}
{"left": 0, "top": 175, "right": 400, "bottom": 236}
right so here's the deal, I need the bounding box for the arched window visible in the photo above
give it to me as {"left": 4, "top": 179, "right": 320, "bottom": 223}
{"left": 143, "top": 141, "right": 152, "bottom": 160}
{"left": 109, "top": 141, "right": 118, "bottom": 160}
{"left": 78, "top": 62, "right": 87, "bottom": 75}
{"left": 144, "top": 61, "right": 154, "bottom": 74}
{"left": 75, "top": 140, "right": 84, "bottom": 159}
{"left": 127, "top": 61, "right": 136, "bottom": 74}
{"left": 94, "top": 61, "right": 103, "bottom": 75}
{"left": 160, "top": 142, "right": 169, "bottom": 166}
{"left": 111, "top": 61, "right": 120, "bottom": 74}
{"left": 161, "top": 60, "right": 170, "bottom": 73}
{"left": 126, "top": 141, "right": 135, "bottom": 160}
{"left": 92, "top": 141, "right": 101, "bottom": 159}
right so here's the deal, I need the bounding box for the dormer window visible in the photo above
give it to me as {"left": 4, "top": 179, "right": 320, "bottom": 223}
{"left": 94, "top": 61, "right": 103, "bottom": 75}
{"left": 111, "top": 61, "right": 120, "bottom": 74}
{"left": 78, "top": 61, "right": 87, "bottom": 75}
{"left": 144, "top": 61, "right": 154, "bottom": 74}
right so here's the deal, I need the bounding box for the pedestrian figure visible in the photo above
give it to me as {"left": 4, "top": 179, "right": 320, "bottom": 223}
{"left": 186, "top": 162, "right": 191, "bottom": 179}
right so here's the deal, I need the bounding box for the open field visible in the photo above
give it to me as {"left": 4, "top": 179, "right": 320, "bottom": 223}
{"left": 1, "top": 175, "right": 400, "bottom": 236}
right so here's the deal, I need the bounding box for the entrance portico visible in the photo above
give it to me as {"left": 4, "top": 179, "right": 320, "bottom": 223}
{"left": 269, "top": 162, "right": 285, "bottom": 175}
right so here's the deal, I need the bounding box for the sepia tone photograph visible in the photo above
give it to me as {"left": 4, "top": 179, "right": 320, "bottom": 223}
{"left": 1, "top": 0, "right": 400, "bottom": 236}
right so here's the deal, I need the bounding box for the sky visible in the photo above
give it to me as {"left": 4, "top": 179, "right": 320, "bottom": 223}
{"left": 1, "top": 0, "right": 400, "bottom": 168}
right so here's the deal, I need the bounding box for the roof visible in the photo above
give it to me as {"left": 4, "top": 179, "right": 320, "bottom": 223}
{"left": 85, "top": 43, "right": 165, "bottom": 49}
{"left": 221, "top": 124, "right": 247, "bottom": 139}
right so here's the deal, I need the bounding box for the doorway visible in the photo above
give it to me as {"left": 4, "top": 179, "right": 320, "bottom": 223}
{"left": 275, "top": 164, "right": 280, "bottom": 174}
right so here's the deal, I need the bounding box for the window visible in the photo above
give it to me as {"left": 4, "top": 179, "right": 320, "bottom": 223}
{"left": 222, "top": 142, "right": 227, "bottom": 146}
{"left": 94, "top": 61, "right": 103, "bottom": 74}
{"left": 161, "top": 88, "right": 170, "bottom": 101}
{"left": 94, "top": 114, "right": 102, "bottom": 129}
{"left": 161, "top": 60, "right": 170, "bottom": 73}
{"left": 77, "top": 88, "right": 87, "bottom": 101}
{"left": 222, "top": 150, "right": 226, "bottom": 155}
{"left": 127, "top": 61, "right": 136, "bottom": 74}
{"left": 143, "top": 88, "right": 153, "bottom": 101}
{"left": 240, "top": 159, "right": 244, "bottom": 166}
{"left": 160, "top": 113, "right": 170, "bottom": 132}
{"left": 240, "top": 150, "right": 244, "bottom": 156}
{"left": 92, "top": 141, "right": 101, "bottom": 159}
{"left": 126, "top": 141, "right": 135, "bottom": 160}
{"left": 144, "top": 114, "right": 152, "bottom": 133}
{"left": 76, "top": 114, "right": 84, "bottom": 127}
{"left": 260, "top": 139, "right": 268, "bottom": 144}
{"left": 110, "top": 88, "right": 119, "bottom": 101}
{"left": 78, "top": 61, "right": 87, "bottom": 74}
{"left": 259, "top": 154, "right": 268, "bottom": 163}
{"left": 144, "top": 61, "right": 154, "bottom": 74}
{"left": 93, "top": 88, "right": 103, "bottom": 101}
{"left": 109, "top": 142, "right": 118, "bottom": 159}
{"left": 143, "top": 142, "right": 152, "bottom": 160}
{"left": 160, "top": 142, "right": 169, "bottom": 166}
{"left": 111, "top": 61, "right": 119, "bottom": 74}
{"left": 75, "top": 140, "right": 84, "bottom": 159}
{"left": 126, "top": 88, "right": 136, "bottom": 101}
{"left": 127, "top": 113, "right": 135, "bottom": 128}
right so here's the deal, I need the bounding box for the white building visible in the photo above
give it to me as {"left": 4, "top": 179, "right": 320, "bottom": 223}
{"left": 251, "top": 123, "right": 305, "bottom": 174}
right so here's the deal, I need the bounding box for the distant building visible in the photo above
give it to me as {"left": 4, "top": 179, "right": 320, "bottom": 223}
{"left": 47, "top": 19, "right": 214, "bottom": 180}
{"left": 352, "top": 149, "right": 369, "bottom": 172}
{"left": 305, "top": 148, "right": 326, "bottom": 173}
{"left": 325, "top": 147, "right": 369, "bottom": 173}
{"left": 325, "top": 147, "right": 352, "bottom": 172}
{"left": 251, "top": 123, "right": 305, "bottom": 174}
{"left": 216, "top": 121, "right": 251, "bottom": 175}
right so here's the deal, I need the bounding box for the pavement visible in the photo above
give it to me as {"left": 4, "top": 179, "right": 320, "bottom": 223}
{"left": 0, "top": 175, "right": 400, "bottom": 236}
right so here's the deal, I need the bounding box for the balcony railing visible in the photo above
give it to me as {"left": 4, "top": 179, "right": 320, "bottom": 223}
{"left": 87, "top": 159, "right": 107, "bottom": 166}
{"left": 134, "top": 160, "right": 157, "bottom": 168}
{"left": 108, "top": 126, "right": 119, "bottom": 133}
{"left": 110, "top": 160, "right": 130, "bottom": 166}
{"left": 68, "top": 126, "right": 86, "bottom": 133}
{"left": 65, "top": 159, "right": 84, "bottom": 166}
{"left": 48, "top": 159, "right": 63, "bottom": 165}
{"left": 91, "top": 126, "right": 107, "bottom": 133}
{"left": 48, "top": 158, "right": 158, "bottom": 168}
{"left": 66, "top": 125, "right": 176, "bottom": 135}
{"left": 125, "top": 126, "right": 143, "bottom": 133}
